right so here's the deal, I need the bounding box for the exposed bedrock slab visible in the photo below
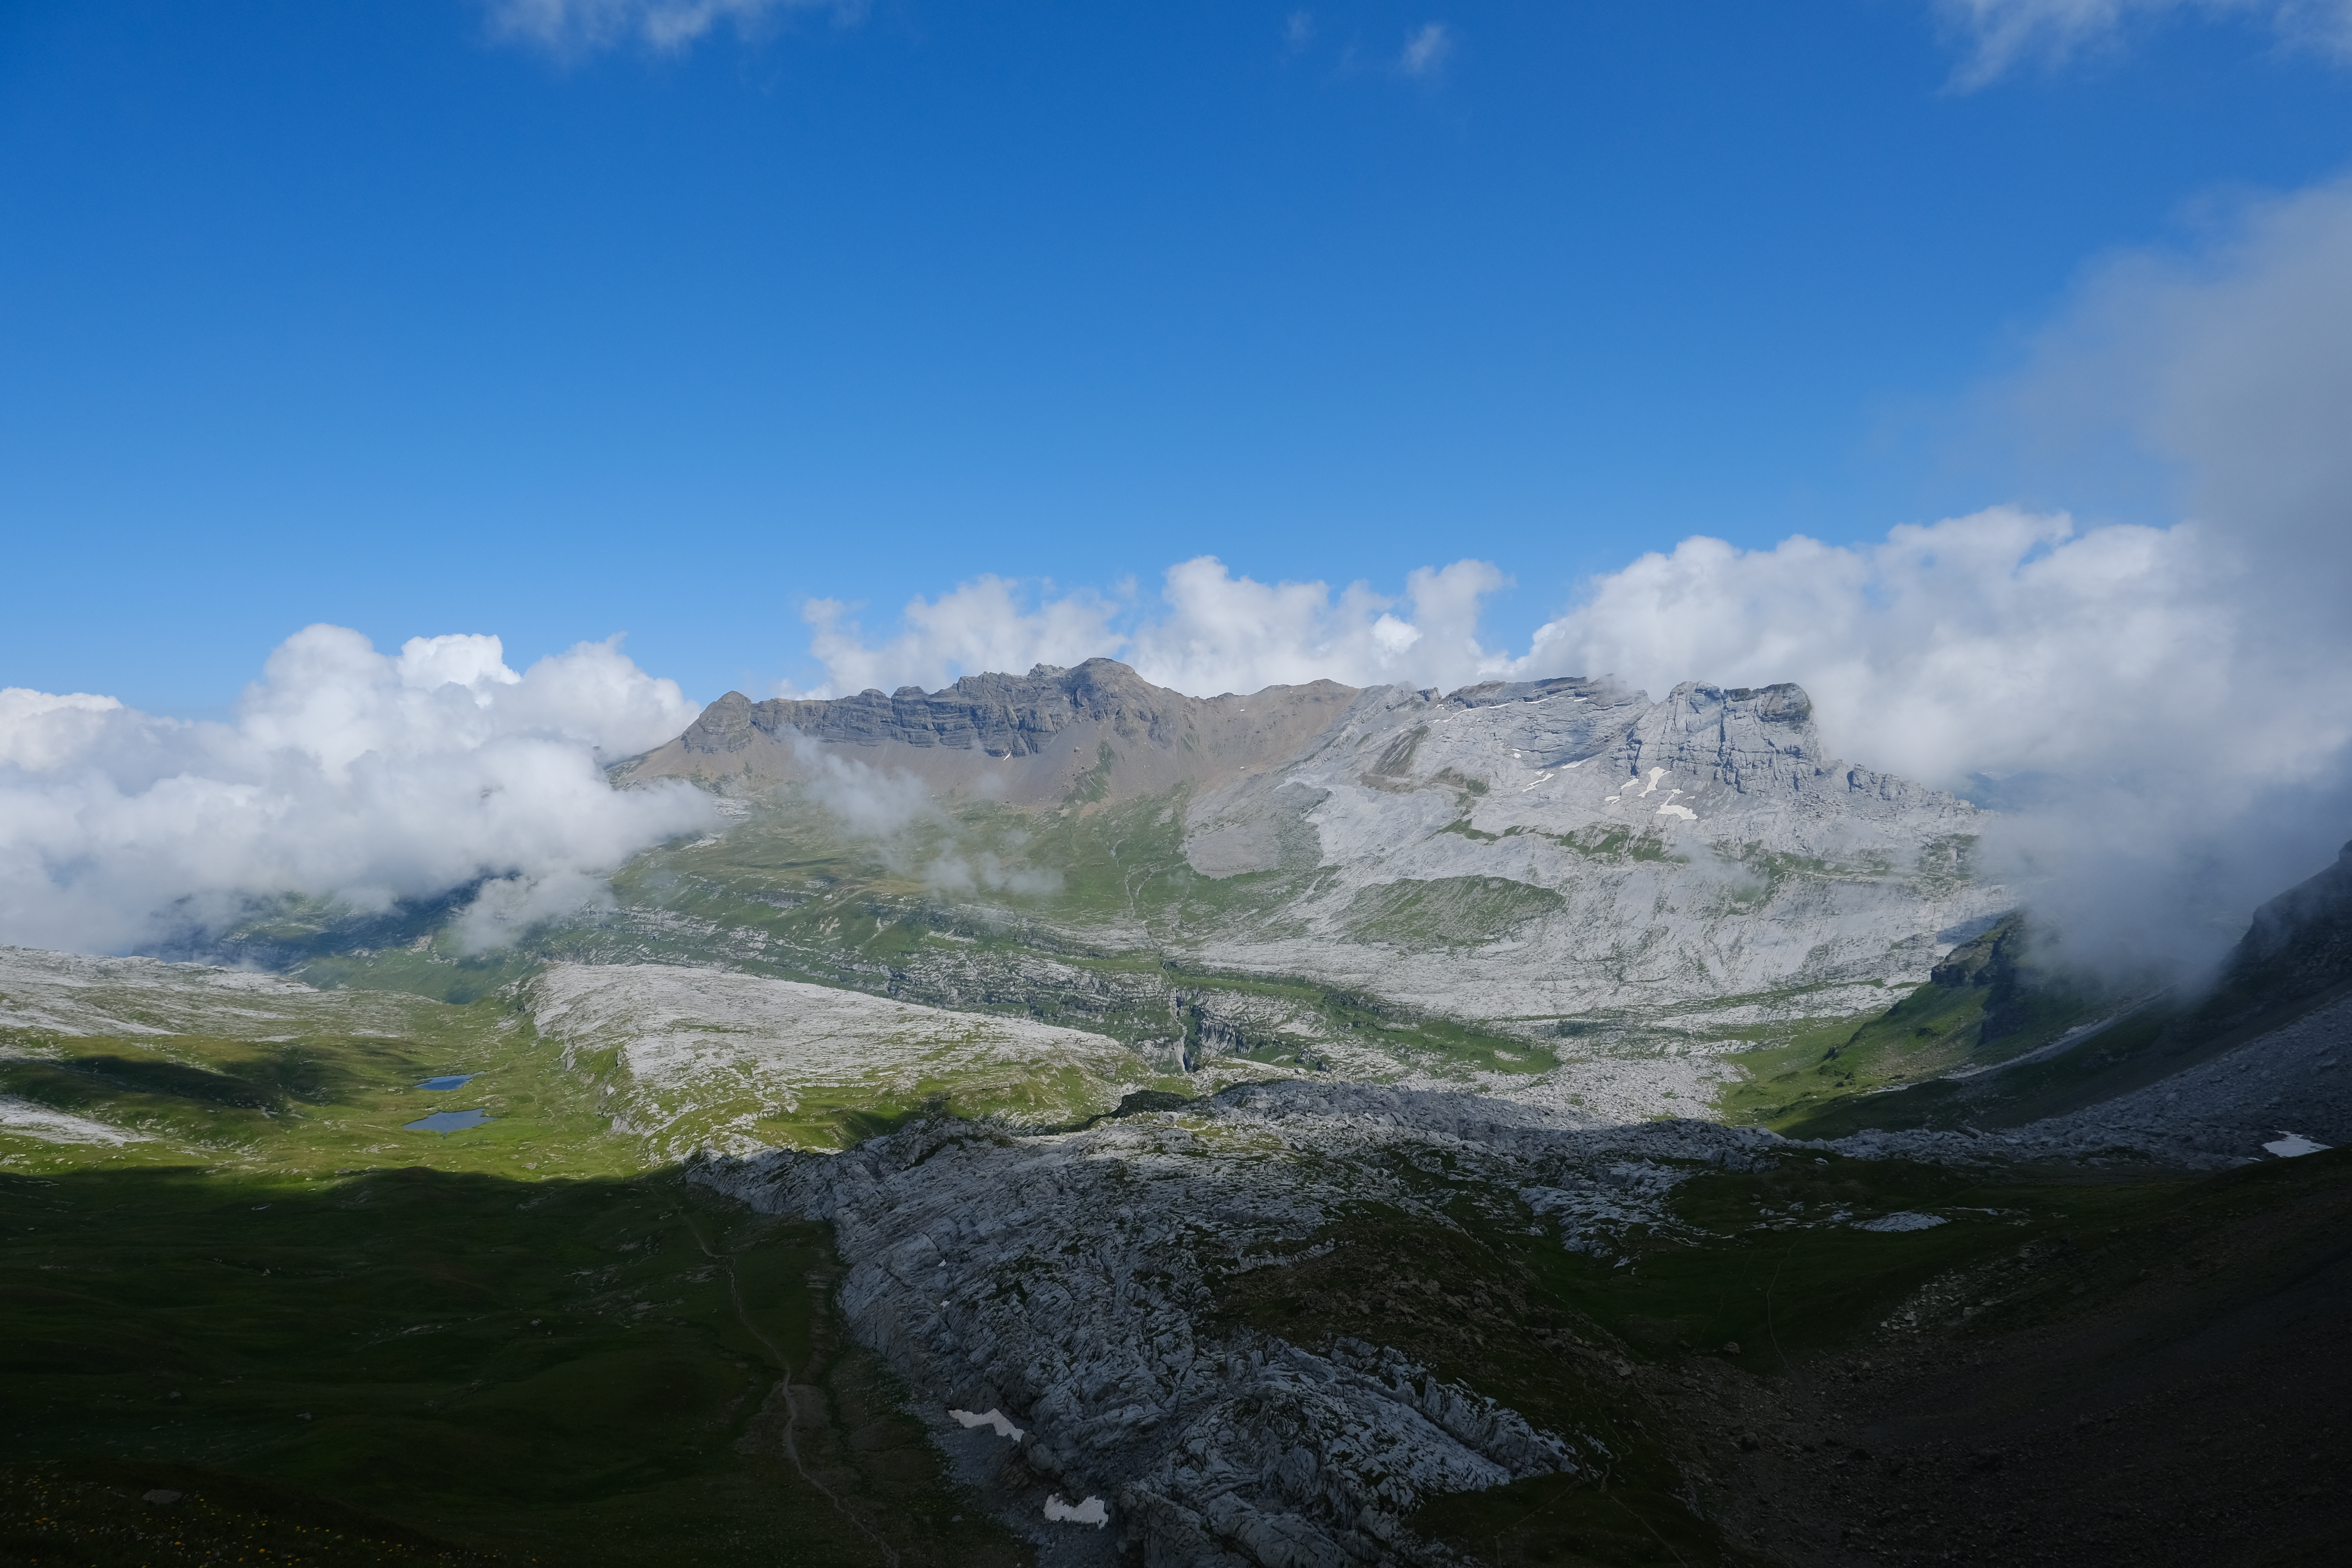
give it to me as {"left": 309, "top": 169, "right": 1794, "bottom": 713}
{"left": 692, "top": 1081, "right": 1790, "bottom": 1566}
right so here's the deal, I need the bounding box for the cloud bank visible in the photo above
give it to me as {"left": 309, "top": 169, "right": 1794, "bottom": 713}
{"left": 0, "top": 628, "right": 712, "bottom": 956}
{"left": 1937, "top": 0, "right": 2352, "bottom": 87}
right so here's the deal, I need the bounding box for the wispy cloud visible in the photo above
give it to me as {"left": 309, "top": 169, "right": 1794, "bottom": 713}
{"left": 1285, "top": 10, "right": 1317, "bottom": 52}
{"left": 1398, "top": 21, "right": 1455, "bottom": 77}
{"left": 484, "top": 0, "right": 859, "bottom": 57}
{"left": 1936, "top": 0, "right": 2352, "bottom": 88}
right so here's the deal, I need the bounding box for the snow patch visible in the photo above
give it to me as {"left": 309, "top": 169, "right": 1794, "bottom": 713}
{"left": 950, "top": 1407, "right": 1024, "bottom": 1440}
{"left": 1043, "top": 1494, "right": 1108, "bottom": 1527}
{"left": 1853, "top": 1211, "right": 1946, "bottom": 1233}
{"left": 2264, "top": 1132, "right": 2330, "bottom": 1158}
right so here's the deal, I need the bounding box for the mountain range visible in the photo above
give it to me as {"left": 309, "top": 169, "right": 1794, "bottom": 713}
{"left": 3, "top": 659, "right": 2347, "bottom": 1568}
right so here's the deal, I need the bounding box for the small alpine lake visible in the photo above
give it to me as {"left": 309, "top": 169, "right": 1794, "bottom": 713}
{"left": 404, "top": 1109, "right": 495, "bottom": 1134}
{"left": 416, "top": 1073, "right": 479, "bottom": 1091}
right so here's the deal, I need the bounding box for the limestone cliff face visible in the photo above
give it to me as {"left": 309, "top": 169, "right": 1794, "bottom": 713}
{"left": 629, "top": 658, "right": 1359, "bottom": 806}
{"left": 683, "top": 658, "right": 1197, "bottom": 760}
{"left": 1177, "top": 673, "right": 2002, "bottom": 1021}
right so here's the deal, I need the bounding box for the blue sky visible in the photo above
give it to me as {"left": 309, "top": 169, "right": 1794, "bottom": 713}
{"left": 4, "top": 0, "right": 2349, "bottom": 712}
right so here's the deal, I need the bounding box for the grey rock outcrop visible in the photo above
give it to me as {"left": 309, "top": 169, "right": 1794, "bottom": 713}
{"left": 626, "top": 659, "right": 1359, "bottom": 807}
{"left": 1175, "top": 674, "right": 2004, "bottom": 1025}
{"left": 692, "top": 1081, "right": 1792, "bottom": 1566}
{"left": 686, "top": 661, "right": 1186, "bottom": 760}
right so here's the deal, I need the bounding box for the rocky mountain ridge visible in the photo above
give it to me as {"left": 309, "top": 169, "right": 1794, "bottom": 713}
{"left": 616, "top": 662, "right": 2007, "bottom": 1081}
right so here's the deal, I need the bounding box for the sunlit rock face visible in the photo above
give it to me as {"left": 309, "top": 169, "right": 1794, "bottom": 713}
{"left": 635, "top": 663, "right": 2007, "bottom": 1048}
{"left": 1174, "top": 673, "right": 2004, "bottom": 1030}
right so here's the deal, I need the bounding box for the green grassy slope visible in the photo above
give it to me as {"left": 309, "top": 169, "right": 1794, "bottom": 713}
{"left": 1711, "top": 915, "right": 2132, "bottom": 1135}
{"left": 245, "top": 788, "right": 1557, "bottom": 1088}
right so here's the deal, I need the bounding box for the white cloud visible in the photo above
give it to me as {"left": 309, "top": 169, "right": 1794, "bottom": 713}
{"left": 1936, "top": 0, "right": 2352, "bottom": 87}
{"left": 1513, "top": 175, "right": 2352, "bottom": 972}
{"left": 1511, "top": 508, "right": 2255, "bottom": 792}
{"left": 801, "top": 577, "right": 1126, "bottom": 700}
{"left": 0, "top": 626, "right": 712, "bottom": 956}
{"left": 1398, "top": 21, "right": 1454, "bottom": 77}
{"left": 790, "top": 733, "right": 940, "bottom": 837}
{"left": 790, "top": 556, "right": 1516, "bottom": 701}
{"left": 1285, "top": 11, "right": 1317, "bottom": 52}
{"left": 484, "top": 0, "right": 856, "bottom": 57}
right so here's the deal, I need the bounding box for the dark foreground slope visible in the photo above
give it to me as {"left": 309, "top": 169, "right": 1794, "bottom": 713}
{"left": 690, "top": 1077, "right": 2352, "bottom": 1568}
{"left": 10, "top": 1121, "right": 2345, "bottom": 1568}
{"left": 0, "top": 1165, "right": 1023, "bottom": 1568}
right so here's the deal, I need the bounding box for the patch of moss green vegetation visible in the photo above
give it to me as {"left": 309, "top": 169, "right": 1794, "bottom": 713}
{"left": 1340, "top": 876, "right": 1568, "bottom": 949}
{"left": 1211, "top": 1197, "right": 1752, "bottom": 1567}
{"left": 1524, "top": 824, "right": 1677, "bottom": 864}
{"left": 1070, "top": 741, "right": 1118, "bottom": 804}
{"left": 465, "top": 787, "right": 1540, "bottom": 1084}
{"left": 0, "top": 998, "right": 630, "bottom": 1184}
{"left": 213, "top": 893, "right": 541, "bottom": 1005}
{"left": 1206, "top": 1149, "right": 2125, "bottom": 1563}
{"left": 1709, "top": 841, "right": 1896, "bottom": 894}
{"left": 1430, "top": 766, "right": 1489, "bottom": 799}
{"left": 1711, "top": 915, "right": 2128, "bottom": 1135}
{"left": 0, "top": 1165, "right": 1022, "bottom": 1568}
{"left": 1360, "top": 724, "right": 1429, "bottom": 787}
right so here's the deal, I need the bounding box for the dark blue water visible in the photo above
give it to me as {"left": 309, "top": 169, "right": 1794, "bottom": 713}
{"left": 416, "top": 1073, "right": 477, "bottom": 1091}
{"left": 404, "top": 1109, "right": 494, "bottom": 1134}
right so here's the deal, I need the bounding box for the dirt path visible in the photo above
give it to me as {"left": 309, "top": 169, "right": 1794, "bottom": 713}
{"left": 690, "top": 1217, "right": 903, "bottom": 1568}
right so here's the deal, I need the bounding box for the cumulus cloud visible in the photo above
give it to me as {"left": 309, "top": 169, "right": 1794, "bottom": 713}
{"left": 484, "top": 0, "right": 855, "bottom": 56}
{"left": 792, "top": 558, "right": 1514, "bottom": 701}
{"left": 1936, "top": 0, "right": 2352, "bottom": 87}
{"left": 1516, "top": 175, "right": 2352, "bottom": 973}
{"left": 0, "top": 627, "right": 713, "bottom": 957}
{"left": 800, "top": 578, "right": 1126, "bottom": 701}
{"left": 1511, "top": 508, "right": 2254, "bottom": 791}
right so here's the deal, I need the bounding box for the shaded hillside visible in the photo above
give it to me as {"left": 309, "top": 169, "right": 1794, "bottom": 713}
{"left": 1765, "top": 839, "right": 2352, "bottom": 1143}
